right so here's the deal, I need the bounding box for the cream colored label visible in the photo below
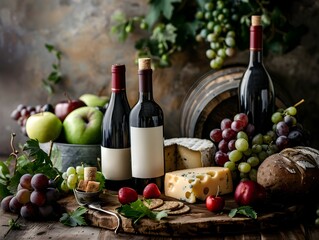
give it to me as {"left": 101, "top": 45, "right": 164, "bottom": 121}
{"left": 130, "top": 126, "right": 164, "bottom": 178}
{"left": 101, "top": 147, "right": 131, "bottom": 180}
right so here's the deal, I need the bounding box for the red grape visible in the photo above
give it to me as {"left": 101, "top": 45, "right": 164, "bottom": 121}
{"left": 234, "top": 113, "right": 249, "bottom": 127}
{"left": 220, "top": 118, "right": 232, "bottom": 130}
{"left": 288, "top": 130, "right": 303, "bottom": 145}
{"left": 218, "top": 139, "right": 229, "bottom": 153}
{"left": 214, "top": 151, "right": 229, "bottom": 166}
{"left": 46, "top": 188, "right": 60, "bottom": 203}
{"left": 222, "top": 128, "right": 236, "bottom": 141}
{"left": 210, "top": 128, "right": 223, "bottom": 142}
{"left": 20, "top": 203, "right": 38, "bottom": 220}
{"left": 276, "top": 135, "right": 289, "bottom": 150}
{"left": 9, "top": 196, "right": 23, "bottom": 213}
{"left": 10, "top": 109, "right": 21, "bottom": 120}
{"left": 20, "top": 173, "right": 33, "bottom": 190}
{"left": 245, "top": 123, "right": 255, "bottom": 137}
{"left": 1, "top": 195, "right": 14, "bottom": 212}
{"left": 16, "top": 189, "right": 31, "bottom": 204}
{"left": 284, "top": 115, "right": 297, "bottom": 127}
{"left": 231, "top": 120, "right": 245, "bottom": 132}
{"left": 30, "top": 191, "right": 46, "bottom": 206}
{"left": 228, "top": 139, "right": 236, "bottom": 151}
{"left": 276, "top": 121, "right": 289, "bottom": 136}
{"left": 31, "top": 173, "right": 49, "bottom": 191}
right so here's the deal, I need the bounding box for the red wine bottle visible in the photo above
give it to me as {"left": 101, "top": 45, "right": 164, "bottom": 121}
{"left": 101, "top": 64, "right": 132, "bottom": 191}
{"left": 130, "top": 58, "right": 165, "bottom": 193}
{"left": 238, "top": 15, "right": 275, "bottom": 134}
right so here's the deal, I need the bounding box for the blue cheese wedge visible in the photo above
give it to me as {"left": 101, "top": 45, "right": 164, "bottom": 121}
{"left": 164, "top": 167, "right": 233, "bottom": 203}
{"left": 164, "top": 138, "right": 215, "bottom": 172}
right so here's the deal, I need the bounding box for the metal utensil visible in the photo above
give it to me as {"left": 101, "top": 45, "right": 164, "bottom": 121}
{"left": 73, "top": 190, "right": 122, "bottom": 234}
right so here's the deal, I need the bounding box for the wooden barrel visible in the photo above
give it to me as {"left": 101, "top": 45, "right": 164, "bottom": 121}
{"left": 180, "top": 66, "right": 292, "bottom": 140}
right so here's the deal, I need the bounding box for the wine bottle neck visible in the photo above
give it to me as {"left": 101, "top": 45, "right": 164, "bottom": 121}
{"left": 112, "top": 64, "right": 126, "bottom": 93}
{"left": 249, "top": 50, "right": 263, "bottom": 64}
{"left": 138, "top": 69, "right": 153, "bottom": 100}
{"left": 249, "top": 24, "right": 263, "bottom": 64}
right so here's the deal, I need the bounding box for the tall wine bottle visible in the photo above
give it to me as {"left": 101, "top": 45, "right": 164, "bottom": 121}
{"left": 130, "top": 58, "right": 165, "bottom": 193}
{"left": 238, "top": 15, "right": 275, "bottom": 134}
{"left": 101, "top": 64, "right": 132, "bottom": 191}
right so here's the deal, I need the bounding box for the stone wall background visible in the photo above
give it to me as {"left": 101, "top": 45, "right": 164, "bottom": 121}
{"left": 0, "top": 0, "right": 318, "bottom": 156}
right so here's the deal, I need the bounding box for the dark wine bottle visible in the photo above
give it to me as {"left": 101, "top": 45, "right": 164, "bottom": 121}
{"left": 129, "top": 58, "right": 165, "bottom": 193}
{"left": 101, "top": 64, "right": 132, "bottom": 191}
{"left": 238, "top": 15, "right": 275, "bottom": 134}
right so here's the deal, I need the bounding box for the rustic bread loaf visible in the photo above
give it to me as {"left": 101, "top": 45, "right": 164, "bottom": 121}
{"left": 257, "top": 146, "right": 319, "bottom": 197}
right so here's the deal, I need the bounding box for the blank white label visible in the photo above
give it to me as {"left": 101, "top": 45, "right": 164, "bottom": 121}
{"left": 130, "top": 126, "right": 164, "bottom": 178}
{"left": 101, "top": 147, "right": 131, "bottom": 180}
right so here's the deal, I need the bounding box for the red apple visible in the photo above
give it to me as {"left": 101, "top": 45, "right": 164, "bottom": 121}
{"left": 206, "top": 195, "right": 225, "bottom": 212}
{"left": 143, "top": 183, "right": 161, "bottom": 199}
{"left": 54, "top": 94, "right": 86, "bottom": 121}
{"left": 118, "top": 187, "right": 138, "bottom": 205}
{"left": 234, "top": 180, "right": 266, "bottom": 206}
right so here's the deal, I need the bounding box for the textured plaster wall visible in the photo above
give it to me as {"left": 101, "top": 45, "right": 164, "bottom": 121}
{"left": 0, "top": 0, "right": 318, "bottom": 156}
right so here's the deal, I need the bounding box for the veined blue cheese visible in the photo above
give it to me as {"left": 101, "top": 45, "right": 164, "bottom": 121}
{"left": 164, "top": 167, "right": 233, "bottom": 203}
{"left": 164, "top": 138, "right": 215, "bottom": 172}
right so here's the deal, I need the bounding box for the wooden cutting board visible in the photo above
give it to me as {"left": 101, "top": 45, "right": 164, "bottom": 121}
{"left": 59, "top": 192, "right": 303, "bottom": 237}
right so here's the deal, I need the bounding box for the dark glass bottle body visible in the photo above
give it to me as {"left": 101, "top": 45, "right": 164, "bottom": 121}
{"left": 238, "top": 22, "right": 275, "bottom": 134}
{"left": 101, "top": 64, "right": 132, "bottom": 191}
{"left": 129, "top": 67, "right": 165, "bottom": 194}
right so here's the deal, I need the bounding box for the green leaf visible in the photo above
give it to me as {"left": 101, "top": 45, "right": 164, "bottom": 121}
{"left": 117, "top": 199, "right": 167, "bottom": 224}
{"left": 23, "top": 139, "right": 50, "bottom": 164}
{"left": 0, "top": 183, "right": 11, "bottom": 200}
{"left": 48, "top": 71, "right": 62, "bottom": 83}
{"left": 228, "top": 206, "right": 257, "bottom": 219}
{"left": 0, "top": 162, "right": 10, "bottom": 179}
{"left": 110, "top": 10, "right": 130, "bottom": 42}
{"left": 42, "top": 80, "right": 54, "bottom": 95}
{"left": 151, "top": 23, "right": 177, "bottom": 49}
{"left": 45, "top": 44, "right": 54, "bottom": 52}
{"left": 9, "top": 219, "right": 22, "bottom": 230}
{"left": 60, "top": 206, "right": 88, "bottom": 227}
{"left": 228, "top": 208, "right": 238, "bottom": 218}
{"left": 145, "top": 0, "right": 182, "bottom": 27}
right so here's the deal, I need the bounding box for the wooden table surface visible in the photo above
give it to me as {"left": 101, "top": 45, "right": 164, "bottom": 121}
{"left": 1, "top": 208, "right": 319, "bottom": 240}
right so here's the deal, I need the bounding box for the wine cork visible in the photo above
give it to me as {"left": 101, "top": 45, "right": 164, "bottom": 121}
{"left": 251, "top": 15, "right": 261, "bottom": 26}
{"left": 138, "top": 58, "right": 151, "bottom": 70}
{"left": 84, "top": 167, "right": 97, "bottom": 181}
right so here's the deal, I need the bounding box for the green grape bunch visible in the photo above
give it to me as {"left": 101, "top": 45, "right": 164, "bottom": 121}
{"left": 195, "top": 0, "right": 237, "bottom": 69}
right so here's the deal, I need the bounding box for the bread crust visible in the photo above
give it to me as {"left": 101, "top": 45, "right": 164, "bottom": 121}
{"left": 257, "top": 147, "right": 319, "bottom": 197}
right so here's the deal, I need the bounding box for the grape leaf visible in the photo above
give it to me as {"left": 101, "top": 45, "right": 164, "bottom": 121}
{"left": 145, "top": 0, "right": 182, "bottom": 27}
{"left": 60, "top": 206, "right": 88, "bottom": 227}
{"left": 0, "top": 138, "right": 62, "bottom": 199}
{"left": 228, "top": 206, "right": 257, "bottom": 219}
{"left": 151, "top": 23, "right": 177, "bottom": 48}
{"left": 117, "top": 199, "right": 168, "bottom": 224}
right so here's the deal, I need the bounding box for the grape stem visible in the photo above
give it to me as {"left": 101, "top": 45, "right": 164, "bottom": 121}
{"left": 9, "top": 133, "right": 19, "bottom": 172}
{"left": 294, "top": 99, "right": 305, "bottom": 108}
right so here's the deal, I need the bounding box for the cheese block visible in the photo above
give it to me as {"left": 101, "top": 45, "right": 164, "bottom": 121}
{"left": 164, "top": 167, "right": 233, "bottom": 203}
{"left": 164, "top": 138, "right": 215, "bottom": 172}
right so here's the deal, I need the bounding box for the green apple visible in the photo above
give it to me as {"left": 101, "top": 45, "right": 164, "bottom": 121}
{"left": 79, "top": 93, "right": 109, "bottom": 107}
{"left": 26, "top": 112, "right": 62, "bottom": 143}
{"left": 63, "top": 106, "right": 103, "bottom": 144}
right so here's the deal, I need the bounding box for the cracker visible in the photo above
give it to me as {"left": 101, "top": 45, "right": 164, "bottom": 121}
{"left": 153, "top": 201, "right": 180, "bottom": 211}
{"left": 167, "top": 205, "right": 191, "bottom": 215}
{"left": 143, "top": 198, "right": 164, "bottom": 209}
